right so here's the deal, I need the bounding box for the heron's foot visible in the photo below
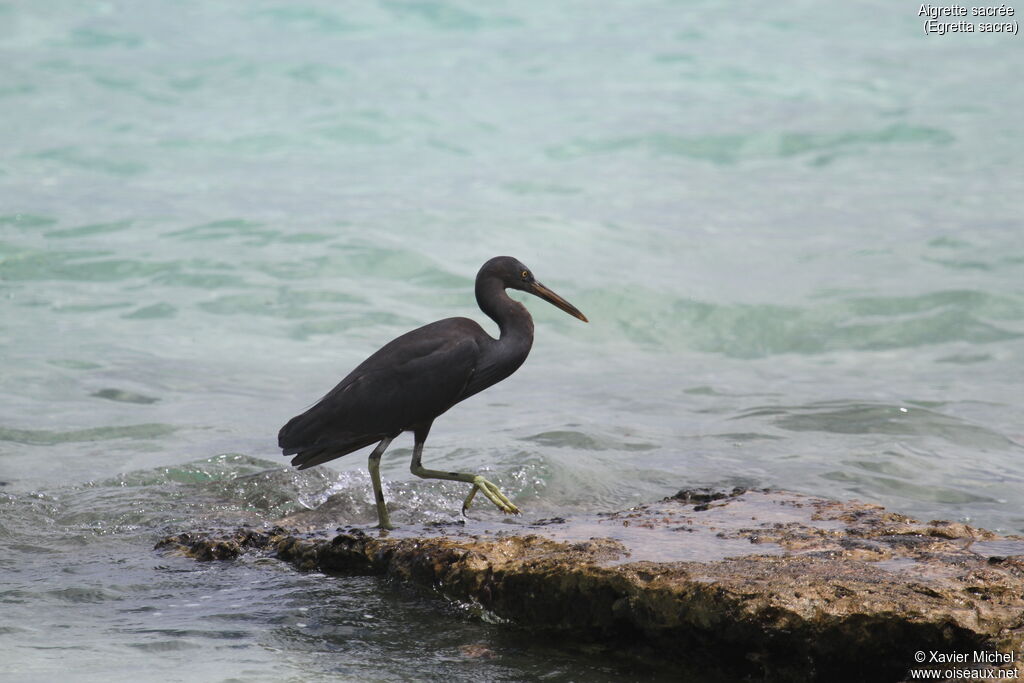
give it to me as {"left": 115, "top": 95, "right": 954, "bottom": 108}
{"left": 374, "top": 503, "right": 394, "bottom": 531}
{"left": 462, "top": 476, "right": 521, "bottom": 516}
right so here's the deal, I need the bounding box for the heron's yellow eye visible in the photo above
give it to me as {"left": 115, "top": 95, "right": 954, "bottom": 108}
{"left": 521, "top": 270, "right": 530, "bottom": 280}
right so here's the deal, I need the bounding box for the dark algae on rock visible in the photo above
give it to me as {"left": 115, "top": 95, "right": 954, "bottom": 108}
{"left": 157, "top": 489, "right": 1024, "bottom": 682}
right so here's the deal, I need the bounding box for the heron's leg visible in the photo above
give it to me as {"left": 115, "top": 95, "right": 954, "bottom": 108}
{"left": 408, "top": 426, "right": 520, "bottom": 516}
{"left": 367, "top": 437, "right": 394, "bottom": 530}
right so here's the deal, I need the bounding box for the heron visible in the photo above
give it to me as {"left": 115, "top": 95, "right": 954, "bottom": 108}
{"left": 278, "top": 256, "right": 588, "bottom": 529}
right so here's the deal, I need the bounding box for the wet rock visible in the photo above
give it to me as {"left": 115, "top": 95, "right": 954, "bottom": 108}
{"left": 669, "top": 486, "right": 747, "bottom": 506}
{"left": 156, "top": 489, "right": 1024, "bottom": 682}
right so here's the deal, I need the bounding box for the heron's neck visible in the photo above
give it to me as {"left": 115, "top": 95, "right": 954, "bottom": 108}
{"left": 475, "top": 277, "right": 535, "bottom": 344}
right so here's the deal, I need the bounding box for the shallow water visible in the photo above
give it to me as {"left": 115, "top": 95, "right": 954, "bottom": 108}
{"left": 2, "top": 1, "right": 1023, "bottom": 680}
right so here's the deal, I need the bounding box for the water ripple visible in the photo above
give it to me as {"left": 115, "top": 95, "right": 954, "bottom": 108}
{"left": 579, "top": 286, "right": 1023, "bottom": 357}
{"left": 547, "top": 124, "right": 954, "bottom": 165}
{"left": 0, "top": 423, "right": 177, "bottom": 445}
{"left": 734, "top": 400, "right": 1020, "bottom": 451}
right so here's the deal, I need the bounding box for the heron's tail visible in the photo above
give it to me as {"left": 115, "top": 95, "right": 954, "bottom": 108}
{"left": 287, "top": 441, "right": 377, "bottom": 470}
{"left": 278, "top": 414, "right": 382, "bottom": 469}
{"left": 277, "top": 413, "right": 314, "bottom": 456}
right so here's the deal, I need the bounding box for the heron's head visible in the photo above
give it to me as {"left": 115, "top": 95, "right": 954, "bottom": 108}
{"left": 480, "top": 256, "right": 588, "bottom": 323}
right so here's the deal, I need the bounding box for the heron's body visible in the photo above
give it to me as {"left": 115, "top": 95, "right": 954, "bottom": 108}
{"left": 278, "top": 256, "right": 587, "bottom": 529}
{"left": 279, "top": 315, "right": 531, "bottom": 468}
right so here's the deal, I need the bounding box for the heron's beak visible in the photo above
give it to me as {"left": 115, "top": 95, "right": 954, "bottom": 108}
{"left": 530, "top": 281, "right": 589, "bottom": 323}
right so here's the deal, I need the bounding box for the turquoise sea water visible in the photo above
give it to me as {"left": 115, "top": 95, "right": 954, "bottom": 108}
{"left": 2, "top": 1, "right": 1023, "bottom": 680}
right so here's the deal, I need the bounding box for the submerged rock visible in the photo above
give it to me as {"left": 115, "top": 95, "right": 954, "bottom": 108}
{"left": 156, "top": 489, "right": 1024, "bottom": 681}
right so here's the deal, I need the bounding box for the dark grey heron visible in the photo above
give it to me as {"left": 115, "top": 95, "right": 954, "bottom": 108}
{"left": 278, "top": 256, "right": 588, "bottom": 529}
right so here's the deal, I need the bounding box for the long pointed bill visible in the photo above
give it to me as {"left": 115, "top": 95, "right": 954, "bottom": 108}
{"left": 530, "top": 281, "right": 589, "bottom": 322}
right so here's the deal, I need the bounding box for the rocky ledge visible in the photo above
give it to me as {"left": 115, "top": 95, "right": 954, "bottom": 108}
{"left": 156, "top": 489, "right": 1024, "bottom": 682}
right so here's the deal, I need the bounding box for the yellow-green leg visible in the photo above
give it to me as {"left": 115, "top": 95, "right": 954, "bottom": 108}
{"left": 408, "top": 426, "right": 520, "bottom": 517}
{"left": 367, "top": 437, "right": 394, "bottom": 530}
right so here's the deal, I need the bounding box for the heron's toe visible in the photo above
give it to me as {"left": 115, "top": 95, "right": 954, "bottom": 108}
{"left": 471, "top": 475, "right": 520, "bottom": 516}
{"left": 461, "top": 485, "right": 480, "bottom": 515}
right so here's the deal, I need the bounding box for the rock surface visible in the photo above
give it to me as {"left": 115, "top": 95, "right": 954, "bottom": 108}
{"left": 156, "top": 489, "right": 1024, "bottom": 681}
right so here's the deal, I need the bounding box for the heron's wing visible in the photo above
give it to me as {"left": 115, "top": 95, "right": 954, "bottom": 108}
{"left": 278, "top": 321, "right": 481, "bottom": 459}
